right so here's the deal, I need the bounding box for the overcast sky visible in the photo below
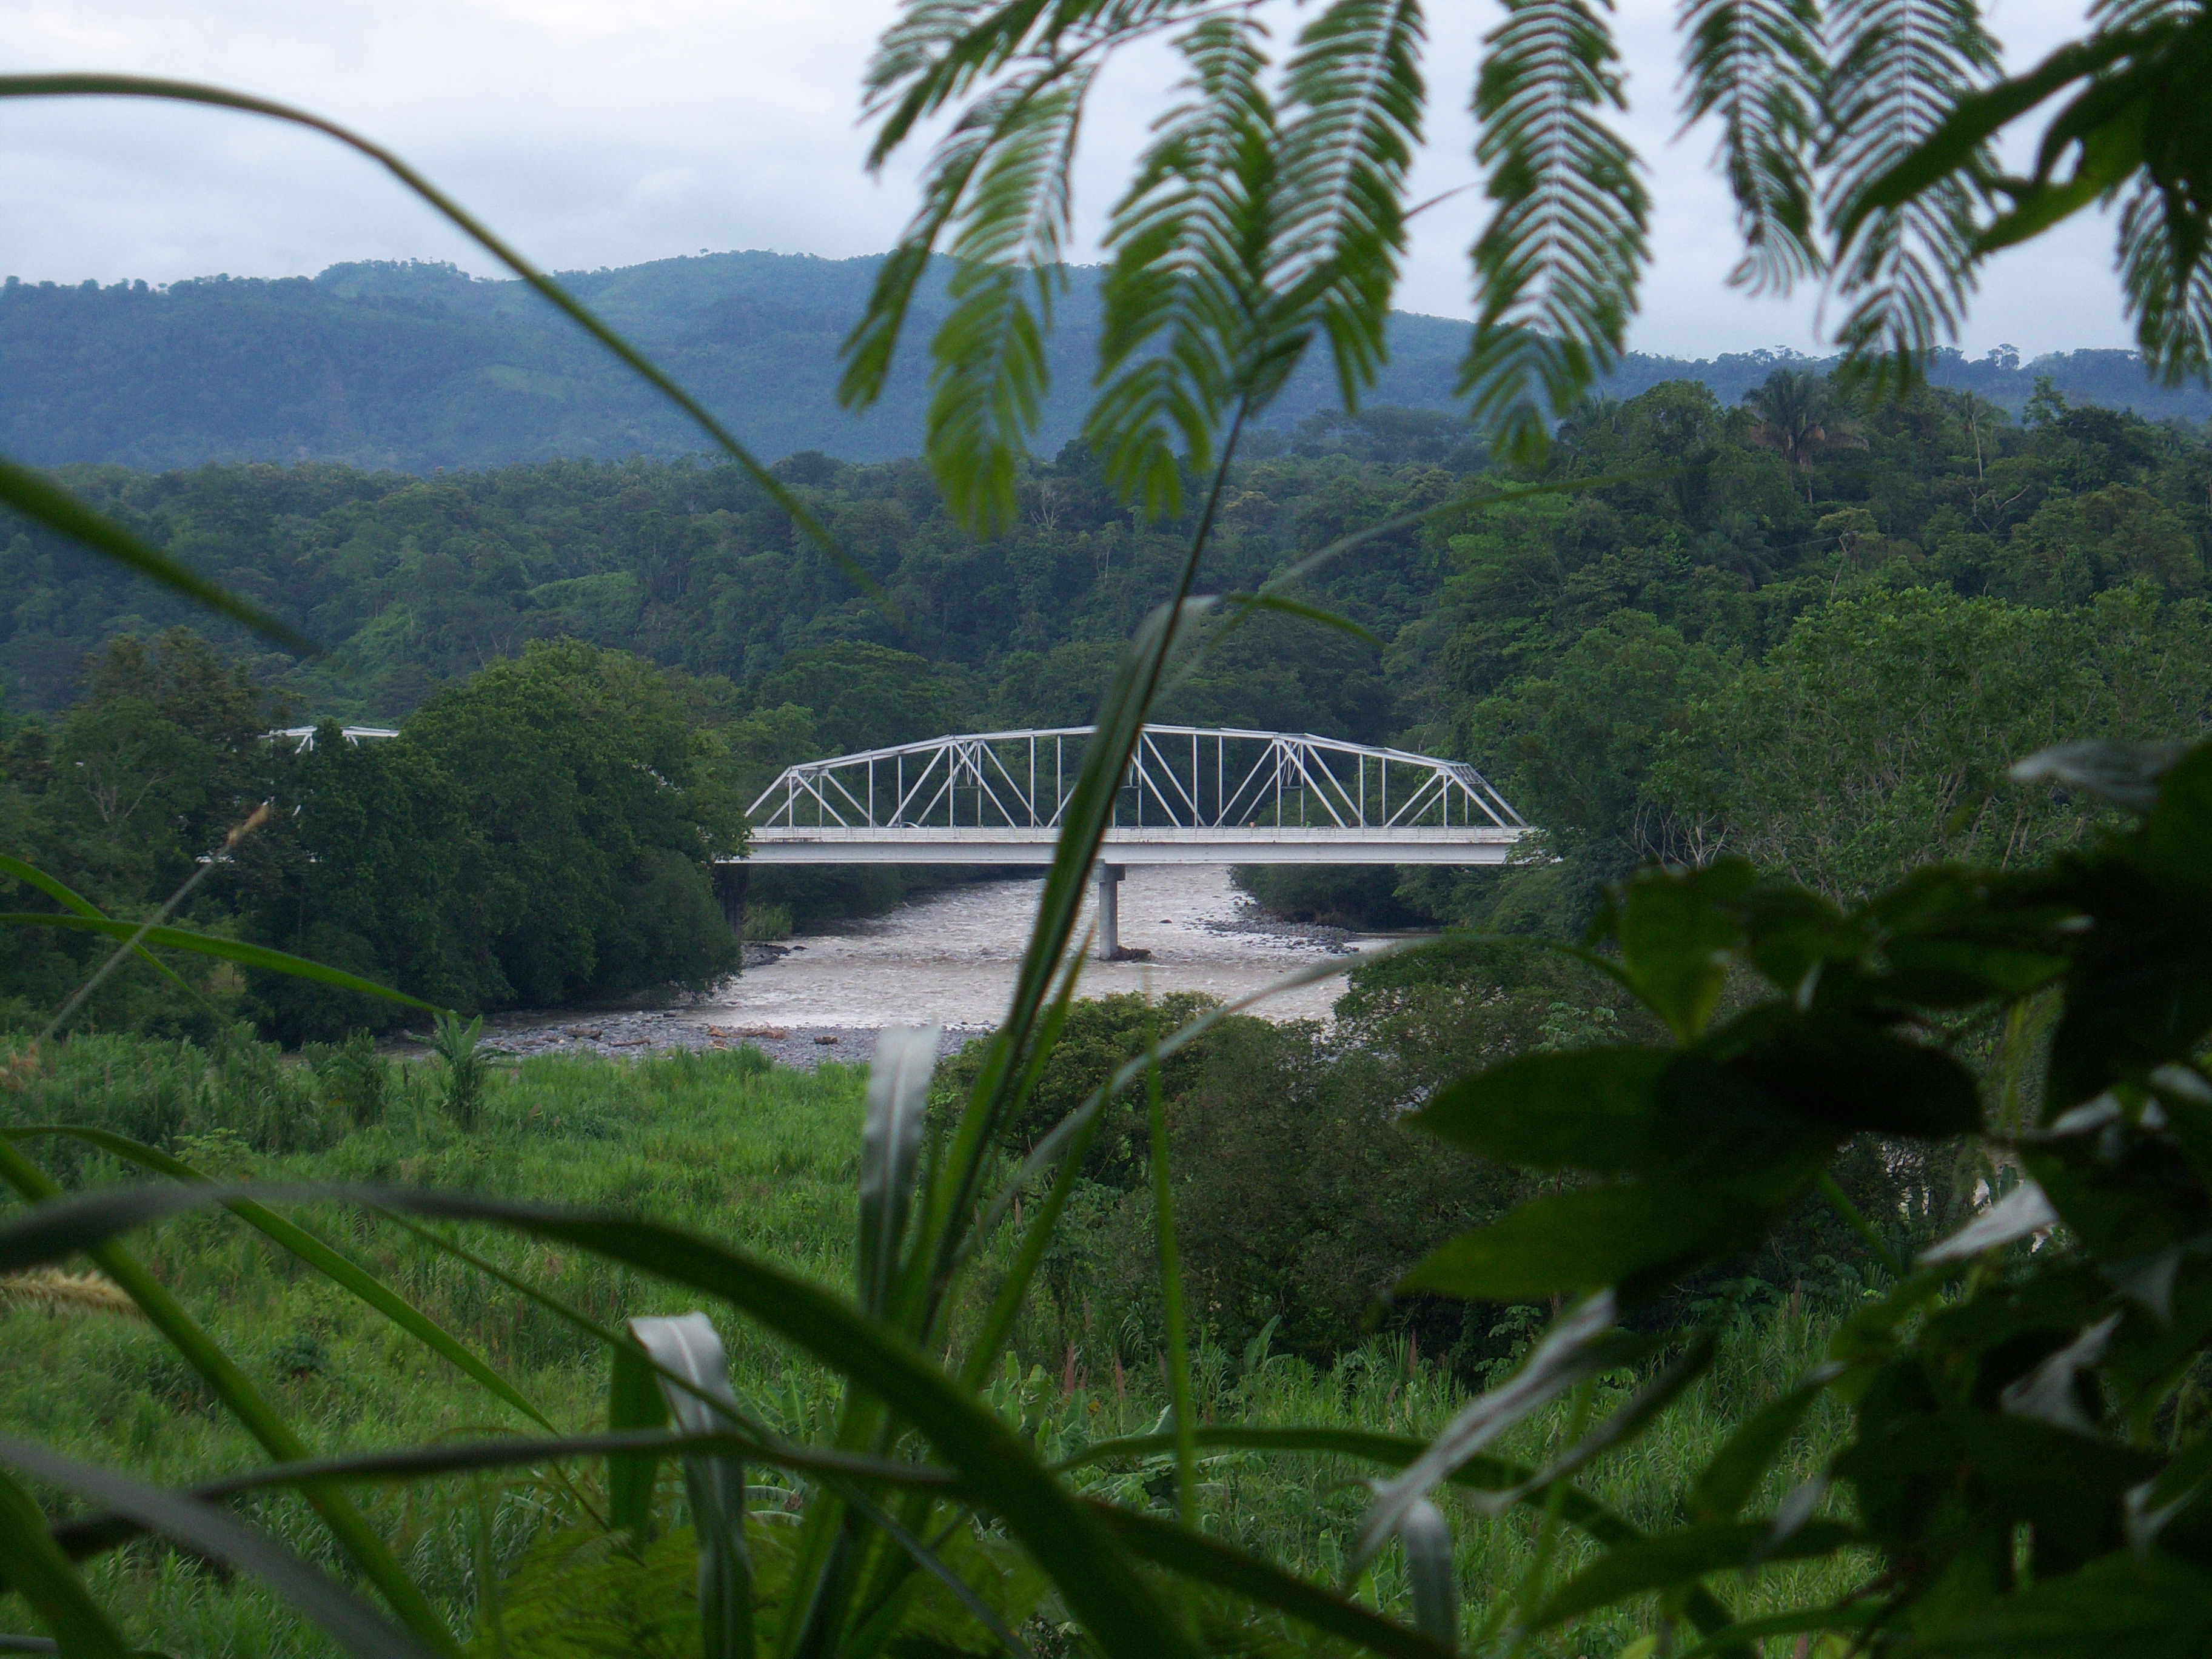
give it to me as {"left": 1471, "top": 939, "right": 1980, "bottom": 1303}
{"left": 0, "top": 0, "right": 2136, "bottom": 361}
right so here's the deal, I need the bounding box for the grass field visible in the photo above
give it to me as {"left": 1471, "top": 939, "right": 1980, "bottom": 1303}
{"left": 1, "top": 1034, "right": 1858, "bottom": 1657}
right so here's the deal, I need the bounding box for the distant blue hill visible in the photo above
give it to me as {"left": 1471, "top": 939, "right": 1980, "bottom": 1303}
{"left": 1, "top": 249, "right": 2202, "bottom": 474}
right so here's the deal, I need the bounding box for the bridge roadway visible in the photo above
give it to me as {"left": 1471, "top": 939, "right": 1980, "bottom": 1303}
{"left": 728, "top": 725, "right": 1532, "bottom": 958}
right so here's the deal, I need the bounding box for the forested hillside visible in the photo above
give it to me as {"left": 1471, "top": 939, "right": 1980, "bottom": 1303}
{"left": 6, "top": 370, "right": 2211, "bottom": 1026}
{"left": 5, "top": 250, "right": 2208, "bottom": 472}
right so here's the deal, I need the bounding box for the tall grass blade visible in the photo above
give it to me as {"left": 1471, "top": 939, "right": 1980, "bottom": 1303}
{"left": 0, "top": 916, "right": 435, "bottom": 1010}
{"left": 1396, "top": 1499, "right": 1459, "bottom": 1651}
{"left": 1056, "top": 1422, "right": 1730, "bottom": 1632}
{"left": 1091, "top": 1503, "right": 1455, "bottom": 1659}
{"left": 0, "top": 1150, "right": 463, "bottom": 1657}
{"left": 49, "top": 1430, "right": 962, "bottom": 1568}
{"left": 1147, "top": 1046, "right": 1197, "bottom": 1530}
{"left": 1464, "top": 1330, "right": 1718, "bottom": 1515}
{"left": 631, "top": 1315, "right": 755, "bottom": 1659}
{"left": 0, "top": 854, "right": 205, "bottom": 1007}
{"left": 4, "top": 1127, "right": 553, "bottom": 1431}
{"left": 1354, "top": 1293, "right": 1644, "bottom": 1567}
{"left": 828, "top": 1482, "right": 1032, "bottom": 1659}
{"left": 0, "top": 458, "right": 315, "bottom": 652}
{"left": 608, "top": 1339, "right": 671, "bottom": 1541}
{"left": 0, "top": 1180, "right": 1199, "bottom": 1659}
{"left": 0, "top": 1438, "right": 440, "bottom": 1659}
{"left": 858, "top": 1027, "right": 939, "bottom": 1318}
{"left": 0, "top": 1468, "right": 132, "bottom": 1658}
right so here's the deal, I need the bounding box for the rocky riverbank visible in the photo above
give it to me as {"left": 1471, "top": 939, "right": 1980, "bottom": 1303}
{"left": 390, "top": 1008, "right": 983, "bottom": 1071}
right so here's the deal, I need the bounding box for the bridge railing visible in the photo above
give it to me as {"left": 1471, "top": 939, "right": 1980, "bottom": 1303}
{"left": 746, "top": 726, "right": 1525, "bottom": 834}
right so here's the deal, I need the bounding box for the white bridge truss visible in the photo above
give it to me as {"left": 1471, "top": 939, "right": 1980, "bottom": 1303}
{"left": 739, "top": 725, "right": 1530, "bottom": 867}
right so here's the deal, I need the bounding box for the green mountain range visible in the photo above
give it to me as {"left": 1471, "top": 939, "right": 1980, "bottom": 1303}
{"left": 5, "top": 250, "right": 2206, "bottom": 473}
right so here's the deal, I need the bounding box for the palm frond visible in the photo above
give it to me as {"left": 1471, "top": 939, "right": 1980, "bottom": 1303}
{"left": 2117, "top": 168, "right": 2212, "bottom": 384}
{"left": 1273, "top": 0, "right": 1427, "bottom": 408}
{"left": 863, "top": 0, "right": 1068, "bottom": 164}
{"left": 1085, "top": 15, "right": 1282, "bottom": 517}
{"left": 1677, "top": 0, "right": 1825, "bottom": 293}
{"left": 1461, "top": 0, "right": 1651, "bottom": 460}
{"left": 1820, "top": 0, "right": 2000, "bottom": 385}
{"left": 863, "top": 1, "right": 1207, "bottom": 162}
{"left": 925, "top": 69, "right": 1094, "bottom": 532}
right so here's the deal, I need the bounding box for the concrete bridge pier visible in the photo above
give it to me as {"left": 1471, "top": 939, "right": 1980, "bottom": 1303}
{"left": 1096, "top": 863, "right": 1124, "bottom": 960}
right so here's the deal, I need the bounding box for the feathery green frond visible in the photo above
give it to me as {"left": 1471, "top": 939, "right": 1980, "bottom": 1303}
{"left": 1821, "top": 0, "right": 2000, "bottom": 385}
{"left": 2117, "top": 166, "right": 2212, "bottom": 383}
{"left": 1461, "top": 0, "right": 1651, "bottom": 460}
{"left": 925, "top": 70, "right": 1093, "bottom": 532}
{"left": 1676, "top": 0, "right": 1825, "bottom": 292}
{"left": 1274, "top": 0, "right": 1427, "bottom": 407}
{"left": 1087, "top": 15, "right": 1282, "bottom": 517}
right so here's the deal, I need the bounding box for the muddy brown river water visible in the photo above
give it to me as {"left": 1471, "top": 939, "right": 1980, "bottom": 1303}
{"left": 477, "top": 867, "right": 1395, "bottom": 1067}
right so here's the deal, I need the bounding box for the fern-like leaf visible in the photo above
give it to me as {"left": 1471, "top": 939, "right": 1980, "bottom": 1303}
{"left": 1086, "top": 15, "right": 1284, "bottom": 518}
{"left": 1273, "top": 0, "right": 1427, "bottom": 409}
{"left": 1461, "top": 0, "right": 1651, "bottom": 460}
{"left": 2117, "top": 167, "right": 2212, "bottom": 386}
{"left": 1821, "top": 0, "right": 2000, "bottom": 384}
{"left": 1677, "top": 0, "right": 1825, "bottom": 293}
{"left": 928, "top": 69, "right": 1094, "bottom": 531}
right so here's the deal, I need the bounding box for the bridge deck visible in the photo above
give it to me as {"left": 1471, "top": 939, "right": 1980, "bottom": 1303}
{"left": 735, "top": 825, "right": 1527, "bottom": 865}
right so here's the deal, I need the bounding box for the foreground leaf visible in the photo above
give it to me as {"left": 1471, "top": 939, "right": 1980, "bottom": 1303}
{"left": 1397, "top": 1179, "right": 1789, "bottom": 1301}
{"left": 0, "top": 916, "right": 435, "bottom": 1010}
{"left": 0, "top": 457, "right": 315, "bottom": 653}
{"left": 0, "top": 1436, "right": 439, "bottom": 1659}
{"left": 0, "top": 1181, "right": 1196, "bottom": 1659}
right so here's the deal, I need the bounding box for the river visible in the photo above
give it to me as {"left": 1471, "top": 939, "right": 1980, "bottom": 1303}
{"left": 480, "top": 866, "right": 1393, "bottom": 1067}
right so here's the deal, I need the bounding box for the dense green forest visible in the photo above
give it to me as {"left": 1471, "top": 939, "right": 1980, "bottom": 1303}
{"left": 8, "top": 369, "right": 2211, "bottom": 1022}
{"left": 5, "top": 250, "right": 2208, "bottom": 474}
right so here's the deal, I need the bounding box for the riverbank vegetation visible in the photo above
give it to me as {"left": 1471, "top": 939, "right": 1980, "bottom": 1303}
{"left": 8, "top": 375, "right": 2212, "bottom": 1020}
{"left": 10, "top": 1, "right": 2212, "bottom": 1652}
{"left": 0, "top": 1024, "right": 1872, "bottom": 1656}
{"left": 0, "top": 633, "right": 743, "bottom": 1040}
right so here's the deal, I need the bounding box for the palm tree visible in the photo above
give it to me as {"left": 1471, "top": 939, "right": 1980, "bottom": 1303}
{"left": 1743, "top": 368, "right": 1864, "bottom": 503}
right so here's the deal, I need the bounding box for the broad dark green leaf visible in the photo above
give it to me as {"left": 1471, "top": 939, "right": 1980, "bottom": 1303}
{"left": 1841, "top": 29, "right": 2139, "bottom": 235}
{"left": 1397, "top": 1180, "right": 1788, "bottom": 1301}
{"left": 1409, "top": 1047, "right": 1674, "bottom": 1171}
{"left": 2142, "top": 742, "right": 2212, "bottom": 900}
{"left": 1610, "top": 859, "right": 1755, "bottom": 1039}
{"left": 1530, "top": 1517, "right": 1860, "bottom": 1629}
{"left": 1905, "top": 1547, "right": 2212, "bottom": 1657}
{"left": 1719, "top": 1009, "right": 1983, "bottom": 1139}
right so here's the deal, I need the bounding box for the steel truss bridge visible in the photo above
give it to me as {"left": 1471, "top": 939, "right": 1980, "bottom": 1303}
{"left": 735, "top": 726, "right": 1531, "bottom": 956}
